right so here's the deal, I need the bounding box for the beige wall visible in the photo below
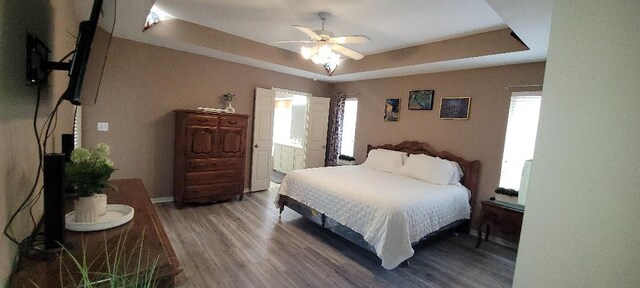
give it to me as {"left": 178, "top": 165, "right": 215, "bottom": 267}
{"left": 82, "top": 37, "right": 332, "bottom": 199}
{"left": 333, "top": 62, "right": 546, "bottom": 223}
{"left": 514, "top": 1, "right": 640, "bottom": 287}
{"left": 0, "top": 0, "right": 78, "bottom": 285}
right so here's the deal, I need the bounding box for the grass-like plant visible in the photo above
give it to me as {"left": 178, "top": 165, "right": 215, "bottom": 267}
{"left": 28, "top": 229, "right": 160, "bottom": 287}
{"left": 221, "top": 93, "right": 236, "bottom": 102}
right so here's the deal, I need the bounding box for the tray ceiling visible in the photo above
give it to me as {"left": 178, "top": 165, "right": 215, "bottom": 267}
{"left": 75, "top": 0, "right": 552, "bottom": 82}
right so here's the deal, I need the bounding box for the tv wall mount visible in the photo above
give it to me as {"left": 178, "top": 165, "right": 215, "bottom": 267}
{"left": 26, "top": 34, "right": 73, "bottom": 86}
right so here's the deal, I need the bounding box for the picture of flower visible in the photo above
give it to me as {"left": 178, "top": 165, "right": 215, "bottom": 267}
{"left": 384, "top": 98, "right": 400, "bottom": 121}
{"left": 408, "top": 90, "right": 434, "bottom": 110}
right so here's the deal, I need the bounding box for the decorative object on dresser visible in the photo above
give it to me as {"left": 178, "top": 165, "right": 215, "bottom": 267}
{"left": 64, "top": 143, "right": 116, "bottom": 224}
{"left": 439, "top": 97, "right": 471, "bottom": 120}
{"left": 475, "top": 199, "right": 525, "bottom": 248}
{"left": 408, "top": 90, "right": 434, "bottom": 110}
{"left": 173, "top": 109, "right": 249, "bottom": 208}
{"left": 221, "top": 92, "right": 236, "bottom": 113}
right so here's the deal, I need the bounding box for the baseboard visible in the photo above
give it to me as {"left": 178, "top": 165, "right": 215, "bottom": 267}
{"left": 469, "top": 229, "right": 519, "bottom": 249}
{"left": 152, "top": 189, "right": 251, "bottom": 203}
{"left": 151, "top": 197, "right": 174, "bottom": 203}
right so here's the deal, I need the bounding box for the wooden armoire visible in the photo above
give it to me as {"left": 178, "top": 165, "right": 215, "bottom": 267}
{"left": 173, "top": 109, "right": 249, "bottom": 208}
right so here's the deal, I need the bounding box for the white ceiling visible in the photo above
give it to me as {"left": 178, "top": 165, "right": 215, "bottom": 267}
{"left": 76, "top": 0, "right": 553, "bottom": 82}
{"left": 153, "top": 0, "right": 508, "bottom": 55}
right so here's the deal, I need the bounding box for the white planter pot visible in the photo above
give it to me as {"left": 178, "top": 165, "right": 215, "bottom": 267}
{"left": 74, "top": 194, "right": 108, "bottom": 223}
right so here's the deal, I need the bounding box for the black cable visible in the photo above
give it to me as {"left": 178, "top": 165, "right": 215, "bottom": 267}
{"left": 23, "top": 95, "right": 64, "bottom": 221}
{"left": 3, "top": 89, "right": 64, "bottom": 258}
{"left": 41, "top": 96, "right": 65, "bottom": 155}
{"left": 23, "top": 95, "right": 62, "bottom": 223}
{"left": 28, "top": 187, "right": 44, "bottom": 226}
{"left": 93, "top": 0, "right": 116, "bottom": 104}
{"left": 3, "top": 0, "right": 118, "bottom": 259}
{"left": 3, "top": 87, "right": 44, "bottom": 245}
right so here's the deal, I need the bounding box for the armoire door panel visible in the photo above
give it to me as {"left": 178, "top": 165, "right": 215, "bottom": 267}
{"left": 219, "top": 127, "right": 245, "bottom": 158}
{"left": 187, "top": 127, "right": 217, "bottom": 158}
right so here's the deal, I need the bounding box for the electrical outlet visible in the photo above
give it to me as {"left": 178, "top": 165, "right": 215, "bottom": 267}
{"left": 97, "top": 122, "right": 109, "bottom": 132}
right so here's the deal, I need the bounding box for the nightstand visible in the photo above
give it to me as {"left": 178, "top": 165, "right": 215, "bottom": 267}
{"left": 475, "top": 199, "right": 525, "bottom": 248}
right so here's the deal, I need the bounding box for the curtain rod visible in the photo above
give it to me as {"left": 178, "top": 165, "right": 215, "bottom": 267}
{"left": 506, "top": 84, "right": 543, "bottom": 89}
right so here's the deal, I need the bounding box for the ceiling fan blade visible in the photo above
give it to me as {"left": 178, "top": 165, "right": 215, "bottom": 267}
{"left": 271, "top": 40, "right": 316, "bottom": 44}
{"left": 330, "top": 35, "right": 370, "bottom": 44}
{"left": 293, "top": 25, "right": 320, "bottom": 40}
{"left": 332, "top": 44, "right": 365, "bottom": 60}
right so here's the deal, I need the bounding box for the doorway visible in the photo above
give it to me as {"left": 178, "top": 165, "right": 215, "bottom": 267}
{"left": 250, "top": 88, "right": 330, "bottom": 191}
{"left": 272, "top": 91, "right": 308, "bottom": 182}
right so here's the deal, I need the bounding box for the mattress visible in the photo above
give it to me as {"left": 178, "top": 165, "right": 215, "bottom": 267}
{"left": 275, "top": 165, "right": 471, "bottom": 269}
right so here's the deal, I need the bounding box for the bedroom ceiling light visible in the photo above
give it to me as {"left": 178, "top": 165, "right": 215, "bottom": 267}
{"left": 301, "top": 43, "right": 341, "bottom": 75}
{"left": 274, "top": 12, "right": 370, "bottom": 76}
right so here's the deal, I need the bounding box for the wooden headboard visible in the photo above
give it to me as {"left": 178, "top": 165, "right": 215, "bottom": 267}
{"left": 367, "top": 141, "right": 481, "bottom": 213}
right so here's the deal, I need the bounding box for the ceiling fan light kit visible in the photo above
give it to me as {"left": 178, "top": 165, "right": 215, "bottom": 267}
{"left": 278, "top": 12, "right": 370, "bottom": 76}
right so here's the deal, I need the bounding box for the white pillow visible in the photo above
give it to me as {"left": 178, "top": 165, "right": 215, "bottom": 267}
{"left": 360, "top": 149, "right": 407, "bottom": 173}
{"left": 396, "top": 154, "right": 460, "bottom": 185}
{"left": 450, "top": 162, "right": 464, "bottom": 184}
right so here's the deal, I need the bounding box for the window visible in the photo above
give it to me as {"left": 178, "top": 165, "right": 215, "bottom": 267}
{"left": 340, "top": 98, "right": 358, "bottom": 157}
{"left": 499, "top": 92, "right": 542, "bottom": 190}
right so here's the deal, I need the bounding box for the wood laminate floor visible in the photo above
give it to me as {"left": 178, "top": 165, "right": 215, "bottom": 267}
{"left": 155, "top": 184, "right": 517, "bottom": 288}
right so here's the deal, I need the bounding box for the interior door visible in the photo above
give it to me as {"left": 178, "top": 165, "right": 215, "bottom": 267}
{"left": 250, "top": 87, "right": 276, "bottom": 191}
{"left": 305, "top": 97, "right": 330, "bottom": 168}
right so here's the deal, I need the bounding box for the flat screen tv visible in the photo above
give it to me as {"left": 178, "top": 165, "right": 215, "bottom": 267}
{"left": 62, "top": 0, "right": 104, "bottom": 105}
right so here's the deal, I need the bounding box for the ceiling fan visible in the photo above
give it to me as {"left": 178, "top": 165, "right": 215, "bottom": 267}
{"left": 274, "top": 12, "right": 371, "bottom": 62}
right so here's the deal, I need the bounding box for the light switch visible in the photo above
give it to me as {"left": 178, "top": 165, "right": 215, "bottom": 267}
{"left": 97, "top": 122, "right": 109, "bottom": 132}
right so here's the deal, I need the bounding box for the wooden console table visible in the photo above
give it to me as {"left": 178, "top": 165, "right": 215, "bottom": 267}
{"left": 475, "top": 199, "right": 525, "bottom": 248}
{"left": 10, "top": 179, "right": 182, "bottom": 287}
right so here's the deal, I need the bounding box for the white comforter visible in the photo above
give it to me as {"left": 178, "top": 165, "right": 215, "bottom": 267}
{"left": 276, "top": 166, "right": 470, "bottom": 269}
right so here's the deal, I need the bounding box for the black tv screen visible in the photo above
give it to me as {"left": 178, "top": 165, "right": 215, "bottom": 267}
{"left": 61, "top": 0, "right": 104, "bottom": 105}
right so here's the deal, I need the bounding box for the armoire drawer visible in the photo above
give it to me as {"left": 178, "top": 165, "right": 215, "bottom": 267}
{"left": 185, "top": 170, "right": 243, "bottom": 186}
{"left": 184, "top": 182, "right": 243, "bottom": 198}
{"left": 188, "top": 115, "right": 218, "bottom": 127}
{"left": 186, "top": 158, "right": 242, "bottom": 172}
{"left": 219, "top": 116, "right": 247, "bottom": 127}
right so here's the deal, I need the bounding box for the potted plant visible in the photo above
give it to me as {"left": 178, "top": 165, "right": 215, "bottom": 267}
{"left": 222, "top": 92, "right": 236, "bottom": 113}
{"left": 65, "top": 143, "right": 115, "bottom": 223}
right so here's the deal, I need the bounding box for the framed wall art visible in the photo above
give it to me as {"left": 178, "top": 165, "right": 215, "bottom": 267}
{"left": 408, "top": 90, "right": 434, "bottom": 110}
{"left": 384, "top": 98, "right": 400, "bottom": 121}
{"left": 439, "top": 97, "right": 471, "bottom": 120}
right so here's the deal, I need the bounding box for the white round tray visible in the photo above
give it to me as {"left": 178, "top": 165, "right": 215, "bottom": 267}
{"left": 65, "top": 204, "right": 135, "bottom": 232}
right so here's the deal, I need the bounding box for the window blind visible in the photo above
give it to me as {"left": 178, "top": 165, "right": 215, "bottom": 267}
{"left": 499, "top": 92, "right": 542, "bottom": 190}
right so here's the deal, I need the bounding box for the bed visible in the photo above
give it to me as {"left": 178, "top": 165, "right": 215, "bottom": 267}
{"left": 275, "top": 141, "right": 480, "bottom": 269}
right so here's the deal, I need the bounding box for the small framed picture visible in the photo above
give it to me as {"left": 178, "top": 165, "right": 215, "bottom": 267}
{"left": 408, "top": 90, "right": 434, "bottom": 110}
{"left": 439, "top": 97, "right": 471, "bottom": 120}
{"left": 384, "top": 98, "right": 400, "bottom": 122}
